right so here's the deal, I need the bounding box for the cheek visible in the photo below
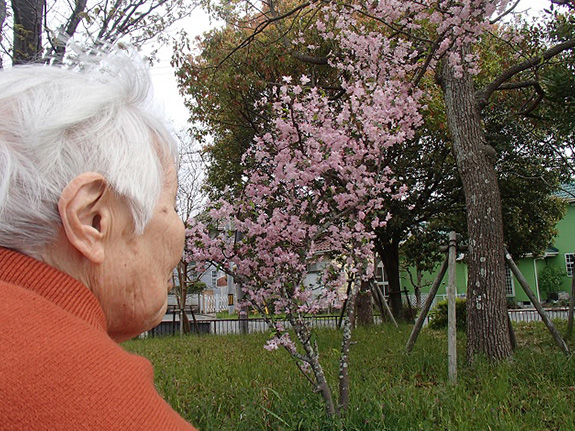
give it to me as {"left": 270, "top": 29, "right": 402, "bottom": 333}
{"left": 171, "top": 216, "right": 186, "bottom": 257}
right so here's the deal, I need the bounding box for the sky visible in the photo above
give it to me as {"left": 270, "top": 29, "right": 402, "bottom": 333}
{"left": 148, "top": 8, "right": 218, "bottom": 129}
{"left": 149, "top": 0, "right": 549, "bottom": 130}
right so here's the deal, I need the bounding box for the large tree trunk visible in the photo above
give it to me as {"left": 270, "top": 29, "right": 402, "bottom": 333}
{"left": 355, "top": 279, "right": 374, "bottom": 326}
{"left": 375, "top": 238, "right": 403, "bottom": 319}
{"left": 11, "top": 0, "right": 44, "bottom": 64}
{"left": 441, "top": 48, "right": 513, "bottom": 362}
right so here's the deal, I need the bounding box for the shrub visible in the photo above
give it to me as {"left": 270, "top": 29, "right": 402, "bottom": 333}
{"left": 539, "top": 265, "right": 566, "bottom": 300}
{"left": 428, "top": 298, "right": 466, "bottom": 330}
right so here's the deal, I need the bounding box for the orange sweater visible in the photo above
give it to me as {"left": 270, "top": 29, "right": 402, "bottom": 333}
{"left": 0, "top": 247, "right": 197, "bottom": 431}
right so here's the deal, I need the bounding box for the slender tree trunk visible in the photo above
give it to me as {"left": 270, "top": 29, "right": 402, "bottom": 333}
{"left": 375, "top": 239, "right": 403, "bottom": 319}
{"left": 0, "top": 0, "right": 6, "bottom": 68}
{"left": 49, "top": 0, "right": 88, "bottom": 63}
{"left": 441, "top": 48, "right": 513, "bottom": 362}
{"left": 355, "top": 279, "right": 374, "bottom": 326}
{"left": 338, "top": 278, "right": 359, "bottom": 415}
{"left": 293, "top": 323, "right": 336, "bottom": 417}
{"left": 11, "top": 0, "right": 44, "bottom": 64}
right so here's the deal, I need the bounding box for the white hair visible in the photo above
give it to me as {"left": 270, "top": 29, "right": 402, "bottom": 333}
{"left": 0, "top": 55, "right": 178, "bottom": 259}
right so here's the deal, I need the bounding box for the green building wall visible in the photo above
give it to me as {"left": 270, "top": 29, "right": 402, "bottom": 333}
{"left": 401, "top": 202, "right": 575, "bottom": 306}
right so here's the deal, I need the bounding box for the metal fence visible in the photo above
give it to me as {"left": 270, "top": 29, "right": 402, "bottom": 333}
{"left": 144, "top": 314, "right": 343, "bottom": 337}
{"left": 143, "top": 308, "right": 571, "bottom": 337}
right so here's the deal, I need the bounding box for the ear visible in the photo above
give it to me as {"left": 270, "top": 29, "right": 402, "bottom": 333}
{"left": 58, "top": 173, "right": 110, "bottom": 264}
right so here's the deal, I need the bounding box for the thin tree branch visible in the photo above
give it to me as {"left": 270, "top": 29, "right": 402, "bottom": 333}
{"left": 495, "top": 80, "right": 539, "bottom": 90}
{"left": 518, "top": 83, "right": 545, "bottom": 115}
{"left": 216, "top": 1, "right": 312, "bottom": 68}
{"left": 490, "top": 0, "right": 521, "bottom": 25}
{"left": 477, "top": 38, "right": 575, "bottom": 109}
{"left": 551, "top": 0, "right": 575, "bottom": 9}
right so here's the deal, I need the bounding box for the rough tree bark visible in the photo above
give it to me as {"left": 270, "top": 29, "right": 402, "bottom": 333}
{"left": 375, "top": 238, "right": 403, "bottom": 319}
{"left": 441, "top": 47, "right": 513, "bottom": 362}
{"left": 0, "top": 0, "right": 6, "bottom": 68}
{"left": 11, "top": 0, "right": 44, "bottom": 64}
{"left": 355, "top": 279, "right": 374, "bottom": 326}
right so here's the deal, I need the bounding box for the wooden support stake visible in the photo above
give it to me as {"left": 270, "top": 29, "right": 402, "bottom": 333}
{"left": 370, "top": 281, "right": 398, "bottom": 328}
{"left": 567, "top": 259, "right": 575, "bottom": 339}
{"left": 406, "top": 255, "right": 448, "bottom": 353}
{"left": 505, "top": 249, "right": 570, "bottom": 356}
{"left": 508, "top": 313, "right": 517, "bottom": 351}
{"left": 447, "top": 231, "right": 457, "bottom": 383}
{"left": 371, "top": 282, "right": 387, "bottom": 322}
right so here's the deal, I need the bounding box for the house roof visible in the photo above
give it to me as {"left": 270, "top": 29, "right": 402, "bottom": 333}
{"left": 555, "top": 184, "right": 575, "bottom": 203}
{"left": 311, "top": 239, "right": 332, "bottom": 254}
{"left": 523, "top": 246, "right": 559, "bottom": 259}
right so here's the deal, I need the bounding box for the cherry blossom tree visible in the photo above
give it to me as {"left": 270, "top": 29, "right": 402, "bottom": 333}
{"left": 186, "top": 65, "right": 421, "bottom": 413}
{"left": 186, "top": 0, "right": 524, "bottom": 413}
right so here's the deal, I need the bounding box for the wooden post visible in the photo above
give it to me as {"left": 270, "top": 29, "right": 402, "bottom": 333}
{"left": 504, "top": 249, "right": 570, "bottom": 355}
{"left": 447, "top": 231, "right": 457, "bottom": 383}
{"left": 370, "top": 281, "right": 398, "bottom": 328}
{"left": 371, "top": 282, "right": 387, "bottom": 322}
{"left": 405, "top": 256, "right": 448, "bottom": 353}
{"left": 507, "top": 314, "right": 517, "bottom": 351}
{"left": 566, "top": 259, "right": 575, "bottom": 339}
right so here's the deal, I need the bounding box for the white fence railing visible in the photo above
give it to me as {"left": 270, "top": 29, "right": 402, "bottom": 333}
{"left": 199, "top": 294, "right": 228, "bottom": 314}
{"left": 508, "top": 308, "right": 570, "bottom": 323}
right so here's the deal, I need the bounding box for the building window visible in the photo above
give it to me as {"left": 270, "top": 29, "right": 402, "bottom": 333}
{"left": 565, "top": 253, "right": 574, "bottom": 277}
{"left": 505, "top": 265, "right": 514, "bottom": 297}
{"left": 211, "top": 269, "right": 218, "bottom": 288}
{"left": 375, "top": 262, "right": 389, "bottom": 296}
{"left": 307, "top": 262, "right": 322, "bottom": 273}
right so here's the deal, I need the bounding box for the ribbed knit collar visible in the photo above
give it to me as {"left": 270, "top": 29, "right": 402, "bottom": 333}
{"left": 0, "top": 246, "right": 107, "bottom": 332}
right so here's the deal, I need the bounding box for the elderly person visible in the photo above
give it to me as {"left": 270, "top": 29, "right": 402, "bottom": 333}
{"left": 0, "top": 57, "right": 197, "bottom": 430}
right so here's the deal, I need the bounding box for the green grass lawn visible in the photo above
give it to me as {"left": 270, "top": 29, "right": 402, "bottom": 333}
{"left": 124, "top": 322, "right": 575, "bottom": 430}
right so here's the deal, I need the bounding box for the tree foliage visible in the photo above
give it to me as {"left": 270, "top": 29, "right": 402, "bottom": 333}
{"left": 177, "top": 0, "right": 573, "bottom": 322}
{"left": 180, "top": 0, "right": 575, "bottom": 384}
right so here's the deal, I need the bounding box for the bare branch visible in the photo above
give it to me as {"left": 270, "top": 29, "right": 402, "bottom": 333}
{"left": 551, "top": 0, "right": 575, "bottom": 9}
{"left": 216, "top": 1, "right": 312, "bottom": 68}
{"left": 412, "top": 31, "right": 450, "bottom": 88}
{"left": 490, "top": 0, "right": 521, "bottom": 25}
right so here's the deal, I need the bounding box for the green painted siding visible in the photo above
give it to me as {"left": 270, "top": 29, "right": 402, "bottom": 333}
{"left": 547, "top": 202, "right": 575, "bottom": 293}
